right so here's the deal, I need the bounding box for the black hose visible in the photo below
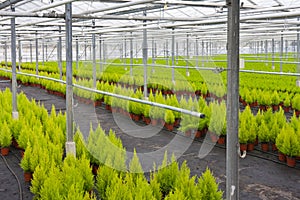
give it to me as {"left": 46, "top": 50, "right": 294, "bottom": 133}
{"left": 0, "top": 154, "right": 23, "bottom": 200}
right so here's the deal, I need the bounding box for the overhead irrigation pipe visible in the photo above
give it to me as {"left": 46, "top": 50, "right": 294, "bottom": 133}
{"left": 73, "top": 83, "right": 205, "bottom": 119}
{"left": 0, "top": 68, "right": 205, "bottom": 119}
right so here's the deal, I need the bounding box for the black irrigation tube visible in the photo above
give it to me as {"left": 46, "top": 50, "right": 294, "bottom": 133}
{"left": 0, "top": 154, "right": 23, "bottom": 200}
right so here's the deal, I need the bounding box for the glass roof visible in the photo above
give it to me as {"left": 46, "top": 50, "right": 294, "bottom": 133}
{"left": 0, "top": 0, "right": 300, "bottom": 44}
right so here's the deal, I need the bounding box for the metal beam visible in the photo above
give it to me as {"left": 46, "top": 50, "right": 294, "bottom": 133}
{"left": 92, "top": 20, "right": 96, "bottom": 88}
{"left": 143, "top": 10, "right": 148, "bottom": 98}
{"left": 0, "top": 0, "right": 24, "bottom": 10}
{"left": 65, "top": 2, "right": 75, "bottom": 156}
{"left": 58, "top": 26, "right": 62, "bottom": 80}
{"left": 35, "top": 32, "right": 38, "bottom": 75}
{"left": 172, "top": 28, "right": 175, "bottom": 82}
{"left": 130, "top": 32, "right": 133, "bottom": 76}
{"left": 11, "top": 4, "right": 18, "bottom": 119}
{"left": 226, "top": 0, "right": 240, "bottom": 200}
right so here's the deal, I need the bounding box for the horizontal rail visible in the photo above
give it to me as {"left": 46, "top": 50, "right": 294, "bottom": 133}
{"left": 0, "top": 68, "right": 205, "bottom": 118}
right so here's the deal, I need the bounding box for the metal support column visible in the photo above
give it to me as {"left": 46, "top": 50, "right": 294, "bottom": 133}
{"left": 84, "top": 40, "right": 87, "bottom": 61}
{"left": 260, "top": 40, "right": 263, "bottom": 60}
{"left": 11, "top": 5, "right": 18, "bottom": 119}
{"left": 42, "top": 38, "right": 44, "bottom": 65}
{"left": 297, "top": 19, "right": 300, "bottom": 83}
{"left": 130, "top": 33, "right": 133, "bottom": 76}
{"left": 206, "top": 41, "right": 209, "bottom": 62}
{"left": 285, "top": 40, "right": 288, "bottom": 59}
{"left": 58, "top": 26, "right": 62, "bottom": 80}
{"left": 272, "top": 38, "right": 275, "bottom": 70}
{"left": 18, "top": 40, "right": 21, "bottom": 70}
{"left": 280, "top": 34, "right": 283, "bottom": 72}
{"left": 45, "top": 43, "right": 48, "bottom": 61}
{"left": 65, "top": 2, "right": 75, "bottom": 156}
{"left": 35, "top": 32, "right": 38, "bottom": 75}
{"left": 136, "top": 39, "right": 138, "bottom": 60}
{"left": 30, "top": 41, "right": 32, "bottom": 63}
{"left": 142, "top": 10, "right": 148, "bottom": 98}
{"left": 124, "top": 37, "right": 127, "bottom": 69}
{"left": 175, "top": 41, "right": 179, "bottom": 65}
{"left": 166, "top": 39, "right": 169, "bottom": 65}
{"left": 226, "top": 0, "right": 240, "bottom": 199}
{"left": 186, "top": 35, "right": 189, "bottom": 76}
{"left": 92, "top": 21, "right": 96, "bottom": 88}
{"left": 202, "top": 40, "right": 204, "bottom": 67}
{"left": 151, "top": 37, "right": 154, "bottom": 74}
{"left": 171, "top": 28, "right": 175, "bottom": 83}
{"left": 103, "top": 41, "right": 106, "bottom": 66}
{"left": 4, "top": 41, "right": 7, "bottom": 67}
{"left": 196, "top": 38, "right": 199, "bottom": 68}
{"left": 76, "top": 37, "right": 79, "bottom": 70}
{"left": 99, "top": 37, "right": 102, "bottom": 73}
{"left": 265, "top": 40, "right": 268, "bottom": 66}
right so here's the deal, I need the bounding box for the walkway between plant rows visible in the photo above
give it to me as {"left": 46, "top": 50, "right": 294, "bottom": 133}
{"left": 0, "top": 80, "right": 300, "bottom": 200}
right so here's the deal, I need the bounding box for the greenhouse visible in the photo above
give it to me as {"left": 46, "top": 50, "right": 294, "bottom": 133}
{"left": 0, "top": 0, "right": 300, "bottom": 199}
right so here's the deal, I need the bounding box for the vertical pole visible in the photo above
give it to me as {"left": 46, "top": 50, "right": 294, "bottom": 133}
{"left": 143, "top": 10, "right": 148, "bottom": 98}
{"left": 297, "top": 19, "right": 300, "bottom": 81}
{"left": 280, "top": 33, "right": 283, "bottom": 72}
{"left": 76, "top": 37, "right": 79, "bottom": 71}
{"left": 272, "top": 38, "right": 275, "bottom": 70}
{"left": 226, "top": 0, "right": 240, "bottom": 200}
{"left": 206, "top": 41, "right": 209, "bottom": 62}
{"left": 257, "top": 41, "right": 259, "bottom": 59}
{"left": 124, "top": 37, "right": 127, "bottom": 68}
{"left": 202, "top": 40, "right": 204, "bottom": 67}
{"left": 18, "top": 40, "right": 21, "bottom": 70}
{"left": 4, "top": 41, "right": 7, "bottom": 67}
{"left": 136, "top": 39, "right": 138, "bottom": 60}
{"left": 35, "top": 32, "right": 39, "bottom": 75}
{"left": 11, "top": 5, "right": 18, "bottom": 119}
{"left": 92, "top": 20, "right": 96, "bottom": 88}
{"left": 151, "top": 37, "right": 154, "bottom": 73}
{"left": 119, "top": 42, "right": 122, "bottom": 61}
{"left": 171, "top": 28, "right": 175, "bottom": 83}
{"left": 130, "top": 33, "right": 133, "bottom": 76}
{"left": 186, "top": 34, "right": 189, "bottom": 76}
{"left": 42, "top": 38, "right": 44, "bottom": 65}
{"left": 58, "top": 26, "right": 62, "bottom": 80}
{"left": 265, "top": 40, "right": 268, "bottom": 66}
{"left": 84, "top": 40, "right": 87, "bottom": 61}
{"left": 176, "top": 41, "right": 178, "bottom": 64}
{"left": 45, "top": 42, "right": 48, "bottom": 61}
{"left": 166, "top": 39, "right": 169, "bottom": 65}
{"left": 196, "top": 38, "right": 199, "bottom": 68}
{"left": 103, "top": 41, "right": 106, "bottom": 66}
{"left": 65, "top": 2, "right": 75, "bottom": 155}
{"left": 285, "top": 40, "right": 288, "bottom": 59}
{"left": 90, "top": 41, "right": 92, "bottom": 61}
{"left": 99, "top": 36, "right": 102, "bottom": 73}
{"left": 260, "top": 40, "right": 263, "bottom": 60}
{"left": 30, "top": 41, "right": 32, "bottom": 63}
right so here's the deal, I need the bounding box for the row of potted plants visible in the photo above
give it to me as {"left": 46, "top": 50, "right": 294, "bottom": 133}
{"left": 0, "top": 88, "right": 224, "bottom": 199}
{"left": 2, "top": 60, "right": 300, "bottom": 110}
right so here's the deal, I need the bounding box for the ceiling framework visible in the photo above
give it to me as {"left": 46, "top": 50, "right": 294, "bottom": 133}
{"left": 0, "top": 0, "right": 300, "bottom": 49}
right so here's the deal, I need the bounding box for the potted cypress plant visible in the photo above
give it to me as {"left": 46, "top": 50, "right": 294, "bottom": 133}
{"left": 164, "top": 110, "right": 175, "bottom": 131}
{"left": 0, "top": 121, "right": 12, "bottom": 156}
{"left": 271, "top": 91, "right": 280, "bottom": 111}
{"left": 277, "top": 125, "right": 300, "bottom": 167}
{"left": 283, "top": 95, "right": 291, "bottom": 113}
{"left": 276, "top": 126, "right": 288, "bottom": 162}
{"left": 258, "top": 120, "right": 270, "bottom": 152}
{"left": 20, "top": 142, "right": 33, "bottom": 182}
{"left": 239, "top": 120, "right": 249, "bottom": 151}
